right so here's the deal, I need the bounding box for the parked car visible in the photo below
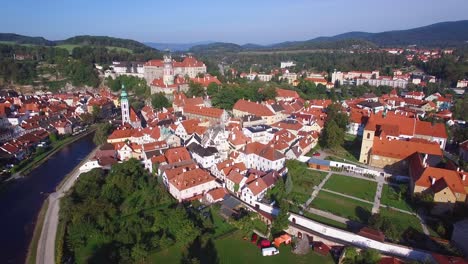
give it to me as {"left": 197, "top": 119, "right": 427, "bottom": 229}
{"left": 262, "top": 247, "right": 280, "bottom": 256}
{"left": 313, "top": 152, "right": 320, "bottom": 157}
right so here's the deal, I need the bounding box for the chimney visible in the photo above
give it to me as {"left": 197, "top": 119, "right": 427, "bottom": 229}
{"left": 463, "top": 174, "right": 466, "bottom": 181}
{"left": 256, "top": 181, "right": 258, "bottom": 186}
{"left": 423, "top": 154, "right": 428, "bottom": 167}
{"left": 431, "top": 177, "right": 436, "bottom": 185}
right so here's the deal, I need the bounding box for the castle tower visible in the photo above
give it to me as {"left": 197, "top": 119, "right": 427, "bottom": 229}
{"left": 121, "top": 84, "right": 130, "bottom": 125}
{"left": 359, "top": 125, "right": 375, "bottom": 164}
{"left": 163, "top": 51, "right": 174, "bottom": 85}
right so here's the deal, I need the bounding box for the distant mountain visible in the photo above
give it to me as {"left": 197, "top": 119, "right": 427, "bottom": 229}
{"left": 0, "top": 34, "right": 159, "bottom": 53}
{"left": 189, "top": 20, "right": 468, "bottom": 53}
{"left": 145, "top": 41, "right": 214, "bottom": 51}
{"left": 0, "top": 33, "right": 54, "bottom": 46}
{"left": 189, "top": 42, "right": 243, "bottom": 54}
{"left": 300, "top": 20, "right": 468, "bottom": 47}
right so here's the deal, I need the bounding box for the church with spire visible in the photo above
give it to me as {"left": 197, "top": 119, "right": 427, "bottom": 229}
{"left": 120, "top": 84, "right": 142, "bottom": 128}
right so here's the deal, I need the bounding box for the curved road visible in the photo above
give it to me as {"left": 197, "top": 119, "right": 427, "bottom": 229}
{"left": 36, "top": 148, "right": 97, "bottom": 264}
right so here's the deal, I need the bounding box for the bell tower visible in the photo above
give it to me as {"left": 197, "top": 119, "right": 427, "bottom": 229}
{"left": 163, "top": 50, "right": 174, "bottom": 85}
{"left": 121, "top": 84, "right": 130, "bottom": 125}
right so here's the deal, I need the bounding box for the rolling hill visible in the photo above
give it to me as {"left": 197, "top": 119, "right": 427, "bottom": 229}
{"left": 0, "top": 34, "right": 158, "bottom": 54}
{"left": 189, "top": 20, "right": 468, "bottom": 53}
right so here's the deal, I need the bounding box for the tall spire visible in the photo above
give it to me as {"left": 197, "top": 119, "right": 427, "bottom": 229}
{"left": 121, "top": 84, "right": 128, "bottom": 99}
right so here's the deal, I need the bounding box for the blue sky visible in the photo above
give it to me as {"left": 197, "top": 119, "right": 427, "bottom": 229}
{"left": 2, "top": 0, "right": 468, "bottom": 44}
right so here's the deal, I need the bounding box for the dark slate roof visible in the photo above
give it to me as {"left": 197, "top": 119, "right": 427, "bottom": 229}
{"left": 270, "top": 103, "right": 284, "bottom": 112}
{"left": 357, "top": 101, "right": 383, "bottom": 109}
{"left": 245, "top": 125, "right": 271, "bottom": 133}
{"left": 242, "top": 115, "right": 262, "bottom": 122}
{"left": 187, "top": 142, "right": 218, "bottom": 157}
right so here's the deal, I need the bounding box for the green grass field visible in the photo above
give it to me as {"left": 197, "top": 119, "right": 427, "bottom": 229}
{"left": 379, "top": 208, "right": 423, "bottom": 236}
{"left": 311, "top": 191, "right": 372, "bottom": 222}
{"left": 215, "top": 232, "right": 334, "bottom": 264}
{"left": 56, "top": 44, "right": 133, "bottom": 54}
{"left": 0, "top": 41, "right": 36, "bottom": 47}
{"left": 290, "top": 169, "right": 328, "bottom": 204}
{"left": 151, "top": 232, "right": 334, "bottom": 264}
{"left": 303, "top": 211, "right": 348, "bottom": 230}
{"left": 323, "top": 174, "right": 377, "bottom": 201}
{"left": 380, "top": 184, "right": 413, "bottom": 212}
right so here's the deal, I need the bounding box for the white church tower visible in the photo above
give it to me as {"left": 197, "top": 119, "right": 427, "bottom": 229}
{"left": 163, "top": 50, "right": 174, "bottom": 85}
{"left": 121, "top": 84, "right": 130, "bottom": 125}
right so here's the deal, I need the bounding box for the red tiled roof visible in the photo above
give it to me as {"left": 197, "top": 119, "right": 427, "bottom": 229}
{"left": 242, "top": 142, "right": 285, "bottom": 161}
{"left": 170, "top": 168, "right": 215, "bottom": 191}
{"left": 233, "top": 100, "right": 274, "bottom": 117}
{"left": 164, "top": 147, "right": 192, "bottom": 164}
{"left": 184, "top": 105, "right": 224, "bottom": 119}
{"left": 372, "top": 137, "right": 442, "bottom": 160}
{"left": 276, "top": 88, "right": 299, "bottom": 99}
{"left": 206, "top": 188, "right": 227, "bottom": 201}
{"left": 190, "top": 74, "right": 221, "bottom": 86}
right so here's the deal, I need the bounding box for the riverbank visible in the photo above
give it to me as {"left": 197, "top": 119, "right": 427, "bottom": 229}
{"left": 7, "top": 126, "right": 97, "bottom": 181}
{"left": 34, "top": 145, "right": 99, "bottom": 264}
{"left": 25, "top": 200, "right": 49, "bottom": 264}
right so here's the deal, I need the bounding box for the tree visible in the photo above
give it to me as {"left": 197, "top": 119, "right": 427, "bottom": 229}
{"left": 92, "top": 105, "right": 102, "bottom": 121}
{"left": 49, "top": 132, "right": 58, "bottom": 143}
{"left": 93, "top": 122, "right": 113, "bottom": 145}
{"left": 320, "top": 119, "right": 345, "bottom": 149}
{"left": 271, "top": 200, "right": 290, "bottom": 235}
{"left": 359, "top": 249, "right": 381, "bottom": 264}
{"left": 285, "top": 175, "right": 293, "bottom": 195}
{"left": 187, "top": 82, "right": 205, "bottom": 97}
{"left": 151, "top": 93, "right": 170, "bottom": 110}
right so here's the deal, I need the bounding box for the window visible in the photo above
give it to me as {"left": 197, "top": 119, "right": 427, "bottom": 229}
{"left": 367, "top": 133, "right": 370, "bottom": 139}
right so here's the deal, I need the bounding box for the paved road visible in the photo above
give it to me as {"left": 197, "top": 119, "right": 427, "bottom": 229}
{"left": 372, "top": 180, "right": 384, "bottom": 214}
{"left": 36, "top": 148, "right": 97, "bottom": 264}
{"left": 305, "top": 172, "right": 332, "bottom": 207}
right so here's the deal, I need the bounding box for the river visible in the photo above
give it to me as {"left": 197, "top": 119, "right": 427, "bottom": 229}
{"left": 0, "top": 133, "right": 96, "bottom": 264}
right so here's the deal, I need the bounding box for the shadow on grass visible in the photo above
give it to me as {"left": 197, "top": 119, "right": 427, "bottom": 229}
{"left": 355, "top": 206, "right": 372, "bottom": 224}
{"left": 181, "top": 236, "right": 219, "bottom": 264}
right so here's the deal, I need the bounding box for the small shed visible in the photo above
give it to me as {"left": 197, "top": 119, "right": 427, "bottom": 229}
{"left": 357, "top": 227, "right": 385, "bottom": 242}
{"left": 307, "top": 158, "right": 331, "bottom": 171}
{"left": 313, "top": 241, "right": 330, "bottom": 256}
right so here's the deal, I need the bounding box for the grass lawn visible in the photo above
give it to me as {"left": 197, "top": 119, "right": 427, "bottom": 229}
{"left": 379, "top": 208, "right": 423, "bottom": 236}
{"left": 323, "top": 174, "right": 377, "bottom": 201}
{"left": 325, "top": 134, "right": 361, "bottom": 163}
{"left": 151, "top": 232, "right": 334, "bottom": 264}
{"left": 311, "top": 191, "right": 372, "bottom": 222}
{"left": 303, "top": 211, "right": 348, "bottom": 230}
{"left": 291, "top": 169, "right": 328, "bottom": 204}
{"left": 215, "top": 232, "right": 334, "bottom": 264}
{"left": 380, "top": 184, "right": 413, "bottom": 212}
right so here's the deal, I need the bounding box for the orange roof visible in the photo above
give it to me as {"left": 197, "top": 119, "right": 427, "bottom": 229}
{"left": 242, "top": 142, "right": 285, "bottom": 161}
{"left": 276, "top": 88, "right": 299, "bottom": 99}
{"left": 415, "top": 121, "right": 447, "bottom": 138}
{"left": 169, "top": 168, "right": 215, "bottom": 191}
{"left": 184, "top": 105, "right": 224, "bottom": 119}
{"left": 233, "top": 99, "right": 274, "bottom": 117}
{"left": 164, "top": 147, "right": 192, "bottom": 164}
{"left": 206, "top": 188, "right": 228, "bottom": 201}
{"left": 411, "top": 154, "right": 466, "bottom": 194}
{"left": 305, "top": 77, "right": 327, "bottom": 84}
{"left": 190, "top": 74, "right": 221, "bottom": 86}
{"left": 108, "top": 128, "right": 133, "bottom": 140}
{"left": 247, "top": 178, "right": 268, "bottom": 196}
{"left": 226, "top": 170, "right": 245, "bottom": 184}
{"left": 371, "top": 137, "right": 442, "bottom": 160}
